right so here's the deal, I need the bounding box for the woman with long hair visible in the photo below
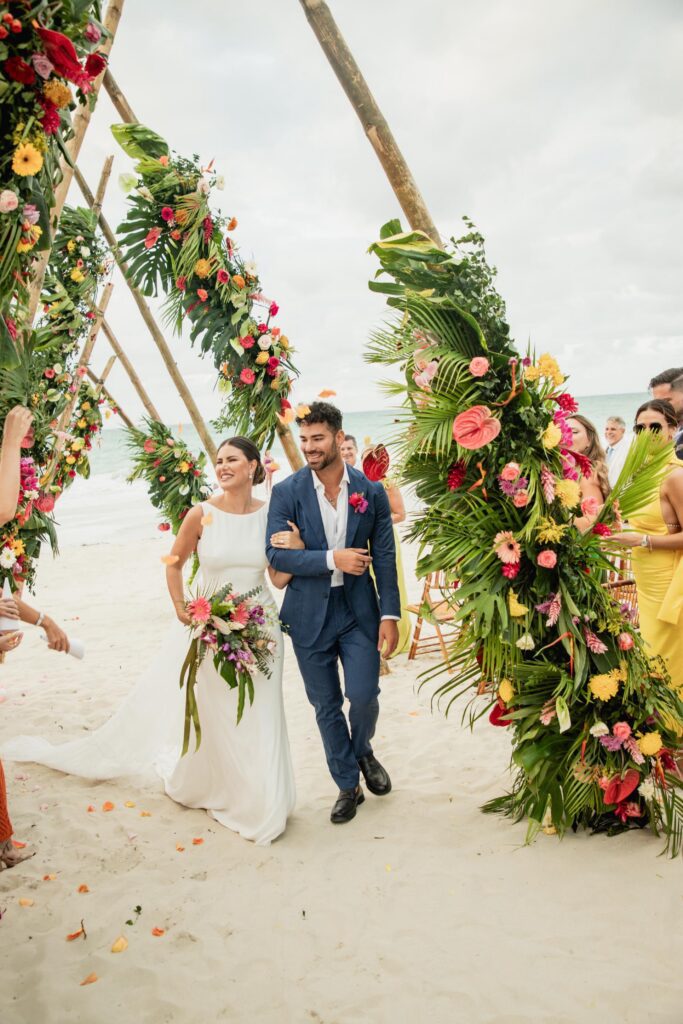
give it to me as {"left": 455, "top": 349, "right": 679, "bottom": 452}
{"left": 608, "top": 399, "right": 683, "bottom": 735}
{"left": 568, "top": 413, "right": 611, "bottom": 502}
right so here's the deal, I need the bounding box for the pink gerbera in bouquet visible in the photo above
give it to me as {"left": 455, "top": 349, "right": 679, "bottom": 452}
{"left": 179, "top": 582, "right": 277, "bottom": 754}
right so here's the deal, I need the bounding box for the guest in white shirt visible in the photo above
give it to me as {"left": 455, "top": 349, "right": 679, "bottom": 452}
{"left": 340, "top": 434, "right": 359, "bottom": 468}
{"left": 604, "top": 416, "right": 630, "bottom": 488}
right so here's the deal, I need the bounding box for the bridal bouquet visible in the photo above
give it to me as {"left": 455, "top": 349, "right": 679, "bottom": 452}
{"left": 179, "top": 583, "right": 276, "bottom": 755}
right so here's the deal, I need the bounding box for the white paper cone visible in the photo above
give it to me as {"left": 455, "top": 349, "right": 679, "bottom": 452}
{"left": 0, "top": 579, "right": 20, "bottom": 632}
{"left": 39, "top": 633, "right": 85, "bottom": 660}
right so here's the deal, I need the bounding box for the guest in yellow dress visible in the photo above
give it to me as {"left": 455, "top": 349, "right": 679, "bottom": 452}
{"left": 610, "top": 400, "right": 683, "bottom": 730}
{"left": 361, "top": 444, "right": 412, "bottom": 657}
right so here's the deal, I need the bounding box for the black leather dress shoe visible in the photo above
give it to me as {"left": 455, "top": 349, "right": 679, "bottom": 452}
{"left": 330, "top": 786, "right": 365, "bottom": 824}
{"left": 358, "top": 755, "right": 392, "bottom": 795}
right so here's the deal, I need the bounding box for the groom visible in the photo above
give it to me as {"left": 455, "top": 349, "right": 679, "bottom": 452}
{"left": 266, "top": 402, "right": 400, "bottom": 824}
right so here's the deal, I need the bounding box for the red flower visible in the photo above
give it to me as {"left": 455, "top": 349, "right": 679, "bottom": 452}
{"left": 4, "top": 57, "right": 36, "bottom": 85}
{"left": 592, "top": 522, "right": 612, "bottom": 537}
{"left": 158, "top": 523, "right": 171, "bottom": 532}
{"left": 161, "top": 207, "right": 174, "bottom": 222}
{"left": 241, "top": 335, "right": 255, "bottom": 349}
{"left": 170, "top": 229, "right": 182, "bottom": 241}
{"left": 573, "top": 451, "right": 592, "bottom": 477}
{"left": 35, "top": 493, "right": 55, "bottom": 514}
{"left": 202, "top": 216, "right": 214, "bottom": 244}
{"left": 614, "top": 800, "right": 641, "bottom": 824}
{"left": 269, "top": 301, "right": 279, "bottom": 317}
{"left": 501, "top": 562, "right": 520, "bottom": 579}
{"left": 5, "top": 316, "right": 17, "bottom": 341}
{"left": 85, "top": 311, "right": 96, "bottom": 320}
{"left": 266, "top": 356, "right": 280, "bottom": 376}
{"left": 44, "top": 368, "right": 55, "bottom": 379}
{"left": 68, "top": 470, "right": 76, "bottom": 478}
{"left": 144, "top": 227, "right": 162, "bottom": 249}
{"left": 39, "top": 98, "right": 61, "bottom": 135}
{"left": 217, "top": 268, "right": 230, "bottom": 285}
{"left": 84, "top": 52, "right": 108, "bottom": 78}
{"left": 143, "top": 439, "right": 156, "bottom": 453}
{"left": 349, "top": 491, "right": 368, "bottom": 514}
{"left": 489, "top": 699, "right": 514, "bottom": 727}
{"left": 0, "top": 27, "right": 7, "bottom": 40}
{"left": 197, "top": 288, "right": 208, "bottom": 302}
{"left": 555, "top": 393, "right": 578, "bottom": 414}
{"left": 658, "top": 748, "right": 677, "bottom": 772}
{"left": 152, "top": 459, "right": 161, "bottom": 467}
{"left": 257, "top": 323, "right": 268, "bottom": 334}
{"left": 36, "top": 28, "right": 92, "bottom": 91}
{"left": 175, "top": 275, "right": 187, "bottom": 291}
{"left": 603, "top": 768, "right": 640, "bottom": 807}
{"left": 281, "top": 398, "right": 292, "bottom": 411}
{"left": 240, "top": 368, "right": 256, "bottom": 385}
{"left": 447, "top": 459, "right": 467, "bottom": 491}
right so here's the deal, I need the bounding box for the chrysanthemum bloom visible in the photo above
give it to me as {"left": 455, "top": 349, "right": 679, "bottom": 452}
{"left": 554, "top": 478, "right": 581, "bottom": 509}
{"left": 493, "top": 531, "right": 521, "bottom": 564}
{"left": 194, "top": 258, "right": 212, "bottom": 278}
{"left": 12, "top": 142, "right": 43, "bottom": 176}
{"left": 588, "top": 673, "right": 620, "bottom": 702}
{"left": 43, "top": 80, "right": 72, "bottom": 107}
{"left": 637, "top": 731, "right": 663, "bottom": 757}
{"left": 541, "top": 422, "right": 562, "bottom": 449}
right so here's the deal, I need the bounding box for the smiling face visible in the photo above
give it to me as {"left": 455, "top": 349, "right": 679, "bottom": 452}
{"left": 340, "top": 438, "right": 358, "bottom": 466}
{"left": 215, "top": 443, "right": 256, "bottom": 492}
{"left": 604, "top": 420, "right": 625, "bottom": 445}
{"left": 299, "top": 421, "right": 345, "bottom": 472}
{"left": 567, "top": 417, "right": 590, "bottom": 454}
{"left": 635, "top": 407, "right": 675, "bottom": 440}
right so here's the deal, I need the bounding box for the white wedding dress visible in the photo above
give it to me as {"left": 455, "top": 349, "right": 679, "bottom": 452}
{"left": 1, "top": 503, "right": 296, "bottom": 846}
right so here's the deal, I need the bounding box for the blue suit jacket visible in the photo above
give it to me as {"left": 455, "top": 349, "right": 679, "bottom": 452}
{"left": 266, "top": 465, "right": 400, "bottom": 648}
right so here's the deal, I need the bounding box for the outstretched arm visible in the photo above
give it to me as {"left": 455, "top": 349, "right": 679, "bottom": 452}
{"left": 266, "top": 485, "right": 330, "bottom": 577}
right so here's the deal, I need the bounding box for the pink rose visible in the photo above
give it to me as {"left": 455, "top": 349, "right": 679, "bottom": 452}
{"left": 612, "top": 722, "right": 632, "bottom": 741}
{"left": 618, "top": 632, "right": 634, "bottom": 651}
{"left": 469, "top": 356, "right": 489, "bottom": 377}
{"left": 84, "top": 22, "right": 102, "bottom": 42}
{"left": 31, "top": 52, "right": 54, "bottom": 78}
{"left": 217, "top": 268, "right": 230, "bottom": 285}
{"left": 240, "top": 368, "right": 255, "bottom": 385}
{"left": 500, "top": 461, "right": 521, "bottom": 482}
{"left": 0, "top": 190, "right": 19, "bottom": 213}
{"left": 143, "top": 438, "right": 156, "bottom": 453}
{"left": 452, "top": 405, "right": 501, "bottom": 450}
{"left": 513, "top": 490, "right": 530, "bottom": 508}
{"left": 581, "top": 496, "right": 600, "bottom": 518}
{"left": 537, "top": 550, "right": 557, "bottom": 569}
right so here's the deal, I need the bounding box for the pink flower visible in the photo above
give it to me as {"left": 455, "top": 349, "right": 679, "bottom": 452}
{"left": 349, "top": 491, "right": 369, "bottom": 514}
{"left": 413, "top": 360, "right": 439, "bottom": 391}
{"left": 613, "top": 722, "right": 632, "bottom": 742}
{"left": 240, "top": 368, "right": 256, "bottom": 385}
{"left": 501, "top": 562, "right": 520, "bottom": 579}
{"left": 157, "top": 522, "right": 170, "bottom": 531}
{"left": 592, "top": 522, "right": 612, "bottom": 537}
{"left": 540, "top": 465, "right": 556, "bottom": 503}
{"left": 447, "top": 460, "right": 467, "bottom": 491}
{"left": 452, "top": 405, "right": 501, "bottom": 450}
{"left": 241, "top": 335, "right": 255, "bottom": 349}
{"left": 618, "top": 632, "right": 634, "bottom": 651}
{"left": 581, "top": 496, "right": 600, "bottom": 518}
{"left": 144, "top": 227, "right": 162, "bottom": 249}
{"left": 217, "top": 268, "right": 230, "bottom": 285}
{"left": 584, "top": 628, "right": 608, "bottom": 654}
{"left": 266, "top": 356, "right": 280, "bottom": 377}
{"left": 537, "top": 550, "right": 557, "bottom": 569}
{"left": 0, "top": 190, "right": 19, "bottom": 213}
{"left": 84, "top": 22, "right": 102, "bottom": 42}
{"left": 161, "top": 206, "right": 174, "bottom": 222}
{"left": 469, "top": 356, "right": 489, "bottom": 377}
{"left": 44, "top": 367, "right": 55, "bottom": 379}
{"left": 197, "top": 288, "right": 208, "bottom": 302}
{"left": 76, "top": 366, "right": 87, "bottom": 377}
{"left": 513, "top": 490, "right": 530, "bottom": 508}
{"left": 230, "top": 603, "right": 250, "bottom": 626}
{"left": 555, "top": 393, "right": 578, "bottom": 413}
{"left": 143, "top": 438, "right": 156, "bottom": 453}
{"left": 187, "top": 596, "right": 212, "bottom": 624}
{"left": 269, "top": 301, "right": 279, "bottom": 317}
{"left": 22, "top": 203, "right": 39, "bottom": 225}
{"left": 257, "top": 323, "right": 268, "bottom": 335}
{"left": 31, "top": 52, "right": 54, "bottom": 78}
{"left": 493, "top": 531, "right": 521, "bottom": 565}
{"left": 34, "top": 493, "right": 55, "bottom": 513}
{"left": 176, "top": 275, "right": 187, "bottom": 291}
{"left": 500, "top": 462, "right": 521, "bottom": 482}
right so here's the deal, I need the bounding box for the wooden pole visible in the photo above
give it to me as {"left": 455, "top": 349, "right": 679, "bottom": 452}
{"left": 298, "top": 0, "right": 440, "bottom": 245}
{"left": 100, "top": 70, "right": 304, "bottom": 470}
{"left": 93, "top": 155, "right": 115, "bottom": 218}
{"left": 26, "top": 1, "right": 126, "bottom": 326}
{"left": 96, "top": 353, "right": 118, "bottom": 386}
{"left": 73, "top": 166, "right": 217, "bottom": 463}
{"left": 86, "top": 369, "right": 134, "bottom": 429}
{"left": 102, "top": 319, "right": 162, "bottom": 422}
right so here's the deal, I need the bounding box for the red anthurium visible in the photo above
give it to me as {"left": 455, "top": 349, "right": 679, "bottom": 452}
{"left": 603, "top": 768, "right": 640, "bottom": 807}
{"left": 362, "top": 444, "right": 391, "bottom": 483}
{"left": 489, "top": 699, "right": 515, "bottom": 728}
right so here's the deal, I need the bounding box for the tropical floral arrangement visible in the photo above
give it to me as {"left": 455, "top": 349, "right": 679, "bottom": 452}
{"left": 0, "top": 1, "right": 108, "bottom": 365}
{"left": 0, "top": 452, "right": 56, "bottom": 590}
{"left": 110, "top": 122, "right": 299, "bottom": 448}
{"left": 50, "top": 375, "right": 108, "bottom": 493}
{"left": 126, "top": 418, "right": 212, "bottom": 534}
{"left": 179, "top": 583, "right": 277, "bottom": 753}
{"left": 367, "top": 219, "right": 683, "bottom": 854}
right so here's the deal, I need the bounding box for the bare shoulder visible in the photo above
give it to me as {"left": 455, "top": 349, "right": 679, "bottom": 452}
{"left": 664, "top": 466, "right": 683, "bottom": 494}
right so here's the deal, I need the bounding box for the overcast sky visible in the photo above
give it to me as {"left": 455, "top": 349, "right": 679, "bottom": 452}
{"left": 71, "top": 0, "right": 683, "bottom": 426}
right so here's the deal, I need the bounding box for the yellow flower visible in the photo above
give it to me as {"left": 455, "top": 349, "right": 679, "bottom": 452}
{"left": 70, "top": 268, "right": 85, "bottom": 282}
{"left": 12, "top": 142, "right": 43, "bottom": 177}
{"left": 508, "top": 591, "right": 529, "bottom": 618}
{"left": 43, "top": 80, "right": 73, "bottom": 108}
{"left": 524, "top": 364, "right": 541, "bottom": 383}
{"left": 81, "top": 402, "right": 91, "bottom": 411}
{"left": 537, "top": 353, "right": 564, "bottom": 385}
{"left": 72, "top": 437, "right": 85, "bottom": 450}
{"left": 498, "top": 678, "right": 514, "bottom": 703}
{"left": 76, "top": 418, "right": 87, "bottom": 429}
{"left": 255, "top": 351, "right": 269, "bottom": 365}
{"left": 12, "top": 539, "right": 24, "bottom": 556}
{"left": 555, "top": 479, "right": 581, "bottom": 509}
{"left": 588, "top": 673, "right": 620, "bottom": 702}
{"left": 637, "top": 731, "right": 663, "bottom": 757}
{"left": 541, "top": 422, "right": 562, "bottom": 449}
{"left": 65, "top": 455, "right": 77, "bottom": 465}
{"left": 279, "top": 335, "right": 290, "bottom": 350}
{"left": 17, "top": 239, "right": 36, "bottom": 253}
{"left": 270, "top": 378, "right": 281, "bottom": 390}
{"left": 178, "top": 461, "right": 190, "bottom": 474}
{"left": 194, "top": 258, "right": 212, "bottom": 279}
{"left": 66, "top": 240, "right": 76, "bottom": 253}
{"left": 536, "top": 518, "right": 568, "bottom": 544}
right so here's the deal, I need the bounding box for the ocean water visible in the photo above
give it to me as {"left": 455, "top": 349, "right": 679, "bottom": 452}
{"left": 52, "top": 393, "right": 649, "bottom": 548}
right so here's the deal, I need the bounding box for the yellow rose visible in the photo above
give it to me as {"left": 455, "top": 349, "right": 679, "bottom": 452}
{"left": 588, "top": 673, "right": 620, "bottom": 702}
{"left": 498, "top": 678, "right": 514, "bottom": 704}
{"left": 255, "top": 351, "right": 269, "bottom": 365}
{"left": 554, "top": 479, "right": 581, "bottom": 509}
{"left": 81, "top": 402, "right": 91, "bottom": 411}
{"left": 541, "top": 422, "right": 562, "bottom": 449}
{"left": 194, "top": 258, "right": 212, "bottom": 279}
{"left": 508, "top": 591, "right": 529, "bottom": 618}
{"left": 65, "top": 455, "right": 77, "bottom": 465}
{"left": 637, "top": 732, "right": 663, "bottom": 757}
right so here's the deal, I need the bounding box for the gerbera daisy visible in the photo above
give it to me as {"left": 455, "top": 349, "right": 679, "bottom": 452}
{"left": 492, "top": 531, "right": 521, "bottom": 564}
{"left": 12, "top": 142, "right": 43, "bottom": 177}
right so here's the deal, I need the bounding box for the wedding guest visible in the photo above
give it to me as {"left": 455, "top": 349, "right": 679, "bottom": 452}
{"left": 606, "top": 399, "right": 683, "bottom": 738}
{"left": 340, "top": 434, "right": 359, "bottom": 468}
{"left": 650, "top": 367, "right": 683, "bottom": 458}
{"left": 361, "top": 444, "right": 411, "bottom": 657}
{"left": 604, "top": 416, "right": 630, "bottom": 488}
{"left": 568, "top": 414, "right": 611, "bottom": 503}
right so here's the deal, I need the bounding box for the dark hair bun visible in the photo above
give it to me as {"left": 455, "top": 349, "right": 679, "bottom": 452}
{"left": 253, "top": 462, "right": 266, "bottom": 486}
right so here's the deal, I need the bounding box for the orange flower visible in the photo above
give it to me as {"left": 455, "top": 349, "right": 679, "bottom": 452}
{"left": 194, "top": 259, "right": 212, "bottom": 279}
{"left": 159, "top": 155, "right": 169, "bottom": 166}
{"left": 227, "top": 217, "right": 238, "bottom": 230}
{"left": 175, "top": 209, "right": 188, "bottom": 225}
{"left": 232, "top": 274, "right": 245, "bottom": 289}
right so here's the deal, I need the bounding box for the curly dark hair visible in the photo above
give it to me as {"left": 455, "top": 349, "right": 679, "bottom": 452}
{"left": 296, "top": 401, "right": 343, "bottom": 433}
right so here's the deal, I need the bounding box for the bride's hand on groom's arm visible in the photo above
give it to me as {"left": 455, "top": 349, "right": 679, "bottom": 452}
{"left": 269, "top": 521, "right": 305, "bottom": 551}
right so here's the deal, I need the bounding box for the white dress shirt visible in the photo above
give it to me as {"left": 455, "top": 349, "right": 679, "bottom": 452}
{"left": 313, "top": 464, "right": 350, "bottom": 587}
{"left": 605, "top": 434, "right": 630, "bottom": 488}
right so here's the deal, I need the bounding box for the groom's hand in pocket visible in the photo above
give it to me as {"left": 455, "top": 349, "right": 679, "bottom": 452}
{"left": 333, "top": 548, "right": 372, "bottom": 576}
{"left": 377, "top": 620, "right": 399, "bottom": 659}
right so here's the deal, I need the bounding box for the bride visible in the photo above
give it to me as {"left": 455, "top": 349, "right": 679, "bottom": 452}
{"left": 1, "top": 437, "right": 298, "bottom": 846}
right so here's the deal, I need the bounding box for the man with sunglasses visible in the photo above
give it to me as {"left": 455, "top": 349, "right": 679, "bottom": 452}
{"left": 649, "top": 368, "right": 683, "bottom": 458}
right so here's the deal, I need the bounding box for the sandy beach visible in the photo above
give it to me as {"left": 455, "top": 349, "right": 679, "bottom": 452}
{"left": 0, "top": 515, "right": 681, "bottom": 1024}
